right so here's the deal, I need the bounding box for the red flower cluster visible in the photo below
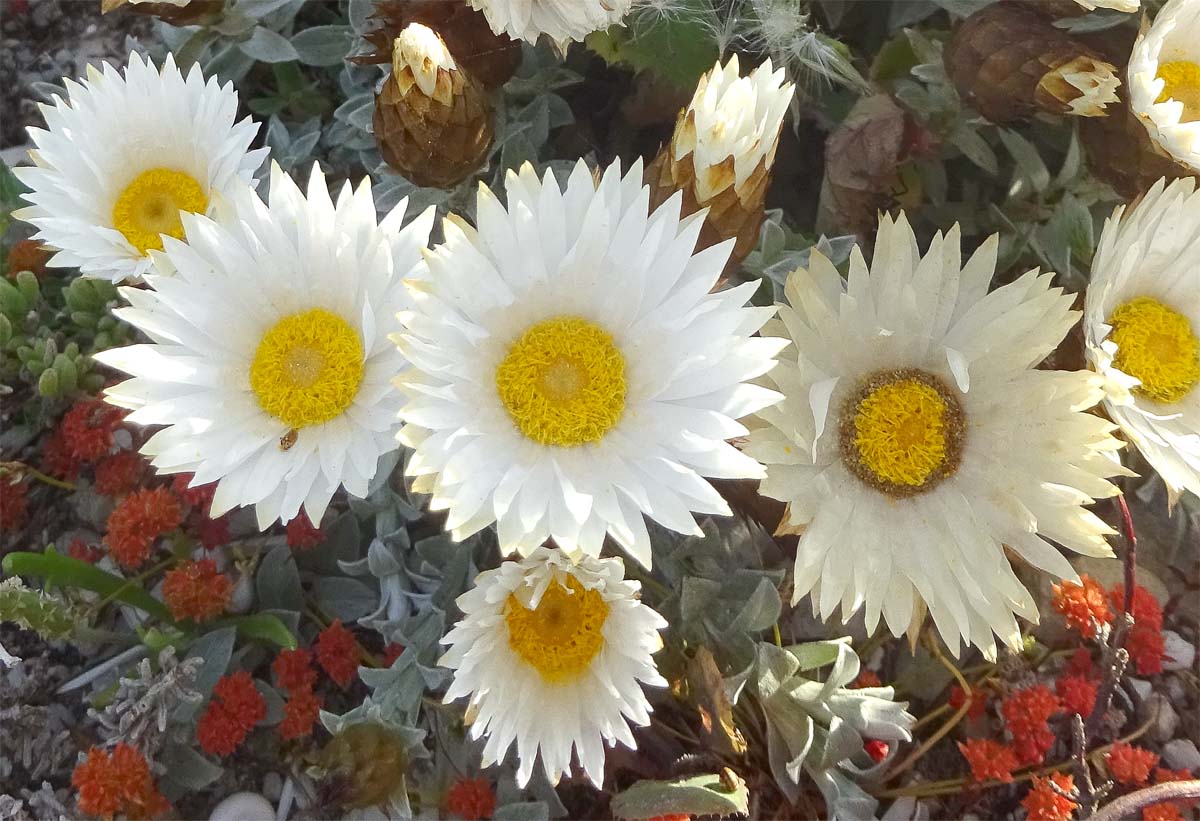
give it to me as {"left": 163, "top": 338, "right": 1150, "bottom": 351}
{"left": 172, "top": 473, "right": 216, "bottom": 512}
{"left": 446, "top": 777, "right": 496, "bottom": 820}
{"left": 1056, "top": 674, "right": 1098, "bottom": 717}
{"left": 60, "top": 399, "right": 124, "bottom": 462}
{"left": 41, "top": 427, "right": 82, "bottom": 480}
{"left": 94, "top": 451, "right": 144, "bottom": 496}
{"left": 1106, "top": 742, "right": 1159, "bottom": 786}
{"left": 72, "top": 743, "right": 169, "bottom": 819}
{"left": 1051, "top": 575, "right": 1112, "bottom": 640}
{"left": 273, "top": 648, "right": 319, "bottom": 691}
{"left": 1143, "top": 804, "right": 1183, "bottom": 821}
{"left": 382, "top": 642, "right": 405, "bottom": 667}
{"left": 273, "top": 648, "right": 321, "bottom": 740}
{"left": 1002, "top": 684, "right": 1060, "bottom": 766}
{"left": 197, "top": 671, "right": 265, "bottom": 756}
{"left": 958, "top": 738, "right": 1019, "bottom": 783}
{"left": 1066, "top": 647, "right": 1095, "bottom": 679}
{"left": 162, "top": 559, "right": 232, "bottom": 622}
{"left": 105, "top": 487, "right": 183, "bottom": 569}
{"left": 864, "top": 739, "right": 890, "bottom": 763}
{"left": 1110, "top": 584, "right": 1166, "bottom": 675}
{"left": 286, "top": 512, "right": 324, "bottom": 550}
{"left": 1, "top": 478, "right": 28, "bottom": 530}
{"left": 1152, "top": 767, "right": 1198, "bottom": 815}
{"left": 949, "top": 684, "right": 989, "bottom": 720}
{"left": 68, "top": 538, "right": 103, "bottom": 564}
{"left": 195, "top": 513, "right": 231, "bottom": 551}
{"left": 851, "top": 670, "right": 882, "bottom": 689}
{"left": 1022, "top": 773, "right": 1077, "bottom": 821}
{"left": 316, "top": 620, "right": 360, "bottom": 687}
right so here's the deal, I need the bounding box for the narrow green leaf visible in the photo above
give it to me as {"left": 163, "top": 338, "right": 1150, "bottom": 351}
{"left": 214, "top": 613, "right": 297, "bottom": 648}
{"left": 610, "top": 773, "right": 750, "bottom": 820}
{"left": 3, "top": 549, "right": 170, "bottom": 620}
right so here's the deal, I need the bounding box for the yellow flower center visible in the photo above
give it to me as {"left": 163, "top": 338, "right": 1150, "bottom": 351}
{"left": 1155, "top": 61, "right": 1200, "bottom": 122}
{"left": 249, "top": 308, "right": 365, "bottom": 429}
{"left": 111, "top": 168, "right": 208, "bottom": 255}
{"left": 840, "top": 369, "right": 965, "bottom": 497}
{"left": 505, "top": 576, "right": 609, "bottom": 683}
{"left": 1108, "top": 296, "right": 1200, "bottom": 404}
{"left": 495, "top": 316, "right": 626, "bottom": 447}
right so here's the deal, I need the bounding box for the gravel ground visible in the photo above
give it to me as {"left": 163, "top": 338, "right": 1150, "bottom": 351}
{"left": 2, "top": 0, "right": 152, "bottom": 149}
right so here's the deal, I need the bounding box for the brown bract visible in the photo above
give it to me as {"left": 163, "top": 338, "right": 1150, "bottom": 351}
{"left": 373, "top": 50, "right": 494, "bottom": 189}
{"left": 945, "top": 1, "right": 1117, "bottom": 122}
{"left": 1080, "top": 94, "right": 1200, "bottom": 199}
{"left": 100, "top": 0, "right": 223, "bottom": 25}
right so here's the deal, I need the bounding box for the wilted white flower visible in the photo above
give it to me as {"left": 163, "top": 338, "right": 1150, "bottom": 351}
{"left": 1128, "top": 0, "right": 1200, "bottom": 170}
{"left": 467, "top": 0, "right": 633, "bottom": 44}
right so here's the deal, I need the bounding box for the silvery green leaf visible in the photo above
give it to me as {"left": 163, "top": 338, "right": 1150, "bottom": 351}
{"left": 334, "top": 91, "right": 375, "bottom": 131}
{"left": 172, "top": 29, "right": 218, "bottom": 70}
{"left": 610, "top": 773, "right": 749, "bottom": 820}
{"left": 499, "top": 134, "right": 539, "bottom": 172}
{"left": 255, "top": 678, "right": 286, "bottom": 724}
{"left": 313, "top": 577, "right": 379, "bottom": 621}
{"left": 724, "top": 576, "right": 782, "bottom": 634}
{"left": 256, "top": 544, "right": 303, "bottom": 611}
{"left": 679, "top": 576, "right": 722, "bottom": 626}
{"left": 494, "top": 802, "right": 550, "bottom": 821}
{"left": 789, "top": 640, "right": 844, "bottom": 673}
{"left": 240, "top": 26, "right": 300, "bottom": 63}
{"left": 889, "top": 0, "right": 939, "bottom": 28}
{"left": 266, "top": 114, "right": 292, "bottom": 153}
{"left": 176, "top": 627, "right": 236, "bottom": 719}
{"left": 205, "top": 41, "right": 258, "bottom": 83}
{"left": 366, "top": 538, "right": 404, "bottom": 577}
{"left": 295, "top": 511, "right": 362, "bottom": 575}
{"left": 235, "top": 0, "right": 296, "bottom": 16}
{"left": 930, "top": 0, "right": 996, "bottom": 16}
{"left": 997, "top": 128, "right": 1051, "bottom": 193}
{"left": 948, "top": 125, "right": 998, "bottom": 175}
{"left": 213, "top": 10, "right": 257, "bottom": 36}
{"left": 813, "top": 768, "right": 880, "bottom": 821}
{"left": 348, "top": 0, "right": 374, "bottom": 33}
{"left": 158, "top": 741, "right": 224, "bottom": 790}
{"left": 291, "top": 25, "right": 354, "bottom": 66}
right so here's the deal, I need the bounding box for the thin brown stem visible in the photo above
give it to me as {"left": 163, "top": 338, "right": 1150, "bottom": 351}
{"left": 1, "top": 460, "right": 75, "bottom": 491}
{"left": 1088, "top": 780, "right": 1200, "bottom": 821}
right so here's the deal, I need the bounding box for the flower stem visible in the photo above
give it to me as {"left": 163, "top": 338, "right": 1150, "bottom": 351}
{"left": 0, "top": 460, "right": 75, "bottom": 490}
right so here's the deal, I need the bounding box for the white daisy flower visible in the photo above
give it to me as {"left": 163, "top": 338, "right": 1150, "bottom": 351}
{"left": 1086, "top": 177, "right": 1200, "bottom": 503}
{"left": 394, "top": 159, "right": 785, "bottom": 567}
{"left": 1128, "top": 0, "right": 1200, "bottom": 171}
{"left": 440, "top": 547, "right": 667, "bottom": 787}
{"left": 743, "top": 214, "right": 1127, "bottom": 658}
{"left": 1075, "top": 0, "right": 1138, "bottom": 11}
{"left": 14, "top": 53, "right": 266, "bottom": 284}
{"left": 467, "top": 0, "right": 632, "bottom": 44}
{"left": 94, "top": 163, "right": 434, "bottom": 529}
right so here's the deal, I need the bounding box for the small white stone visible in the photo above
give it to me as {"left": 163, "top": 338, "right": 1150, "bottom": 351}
{"left": 1127, "top": 678, "right": 1152, "bottom": 701}
{"left": 1163, "top": 739, "right": 1200, "bottom": 772}
{"left": 228, "top": 573, "right": 254, "bottom": 614}
{"left": 261, "top": 772, "right": 282, "bottom": 802}
{"left": 208, "top": 791, "right": 275, "bottom": 821}
{"left": 1162, "top": 630, "right": 1196, "bottom": 672}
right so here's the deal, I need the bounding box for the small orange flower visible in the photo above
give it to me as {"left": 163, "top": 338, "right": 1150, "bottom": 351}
{"left": 851, "top": 670, "right": 882, "bottom": 688}
{"left": 1052, "top": 575, "right": 1112, "bottom": 640}
{"left": 273, "top": 648, "right": 318, "bottom": 692}
{"left": 1106, "top": 742, "right": 1159, "bottom": 786}
{"left": 195, "top": 513, "right": 230, "bottom": 551}
{"left": 104, "top": 487, "right": 183, "bottom": 569}
{"left": 1056, "top": 675, "right": 1097, "bottom": 717}
{"left": 1142, "top": 803, "right": 1183, "bottom": 821}
{"left": 61, "top": 399, "right": 124, "bottom": 463}
{"left": 446, "top": 777, "right": 496, "bottom": 820}
{"left": 949, "top": 684, "right": 989, "bottom": 720}
{"left": 1022, "top": 773, "right": 1077, "bottom": 821}
{"left": 316, "top": 619, "right": 360, "bottom": 687}
{"left": 41, "top": 427, "right": 82, "bottom": 480}
{"left": 1002, "top": 684, "right": 1060, "bottom": 766}
{"left": 68, "top": 538, "right": 103, "bottom": 564}
{"left": 1153, "top": 768, "right": 1198, "bottom": 809}
{"left": 94, "top": 450, "right": 144, "bottom": 496}
{"left": 172, "top": 473, "right": 216, "bottom": 511}
{"left": 958, "top": 738, "right": 1019, "bottom": 783}
{"left": 1109, "top": 584, "right": 1164, "bottom": 631}
{"left": 6, "top": 238, "right": 52, "bottom": 278}
{"left": 1, "top": 478, "right": 29, "bottom": 530}
{"left": 197, "top": 671, "right": 265, "bottom": 756}
{"left": 286, "top": 512, "right": 324, "bottom": 550}
{"left": 72, "top": 743, "right": 169, "bottom": 820}
{"left": 382, "top": 642, "right": 405, "bottom": 667}
{"left": 279, "top": 685, "right": 322, "bottom": 740}
{"left": 162, "top": 559, "right": 232, "bottom": 622}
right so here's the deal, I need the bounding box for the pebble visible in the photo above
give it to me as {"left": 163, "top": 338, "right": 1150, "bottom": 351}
{"left": 228, "top": 573, "right": 255, "bottom": 614}
{"left": 1127, "top": 678, "right": 1152, "bottom": 701}
{"left": 208, "top": 792, "right": 275, "bottom": 821}
{"left": 261, "top": 773, "right": 282, "bottom": 802}
{"left": 1139, "top": 693, "right": 1180, "bottom": 744}
{"left": 1162, "top": 739, "right": 1200, "bottom": 772}
{"left": 1162, "top": 630, "right": 1196, "bottom": 672}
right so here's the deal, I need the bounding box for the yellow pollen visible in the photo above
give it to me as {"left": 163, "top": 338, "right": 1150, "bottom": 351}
{"left": 1156, "top": 61, "right": 1200, "bottom": 122}
{"left": 111, "top": 168, "right": 207, "bottom": 255}
{"left": 495, "top": 316, "right": 626, "bottom": 447}
{"left": 1109, "top": 296, "right": 1200, "bottom": 404}
{"left": 840, "top": 370, "right": 965, "bottom": 497}
{"left": 505, "top": 576, "right": 609, "bottom": 683}
{"left": 249, "top": 308, "right": 364, "bottom": 429}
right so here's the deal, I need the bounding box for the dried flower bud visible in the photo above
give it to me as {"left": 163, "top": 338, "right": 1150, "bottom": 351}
{"left": 647, "top": 55, "right": 794, "bottom": 274}
{"left": 1081, "top": 93, "right": 1198, "bottom": 199}
{"left": 100, "top": 0, "right": 222, "bottom": 25}
{"left": 1014, "top": 0, "right": 1138, "bottom": 17}
{"left": 354, "top": 0, "right": 521, "bottom": 89}
{"left": 319, "top": 723, "right": 410, "bottom": 809}
{"left": 373, "top": 23, "right": 495, "bottom": 189}
{"left": 945, "top": 2, "right": 1120, "bottom": 123}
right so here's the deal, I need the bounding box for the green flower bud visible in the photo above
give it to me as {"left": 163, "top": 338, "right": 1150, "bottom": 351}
{"left": 71, "top": 310, "right": 98, "bottom": 330}
{"left": 14, "top": 270, "right": 40, "bottom": 305}
{"left": 53, "top": 354, "right": 77, "bottom": 395}
{"left": 38, "top": 367, "right": 59, "bottom": 397}
{"left": 0, "top": 315, "right": 10, "bottom": 346}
